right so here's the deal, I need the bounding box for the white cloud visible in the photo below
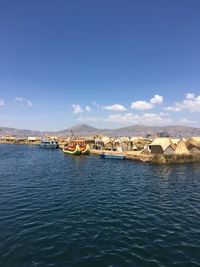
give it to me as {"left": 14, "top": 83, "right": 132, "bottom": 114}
{"left": 179, "top": 118, "right": 196, "bottom": 125}
{"left": 131, "top": 101, "right": 153, "bottom": 110}
{"left": 78, "top": 111, "right": 174, "bottom": 125}
{"left": 92, "top": 101, "right": 101, "bottom": 108}
{"left": 105, "top": 113, "right": 136, "bottom": 122}
{"left": 150, "top": 94, "right": 163, "bottom": 104}
{"left": 72, "top": 104, "right": 83, "bottom": 114}
{"left": 15, "top": 97, "right": 23, "bottom": 102}
{"left": 72, "top": 104, "right": 91, "bottom": 113}
{"left": 0, "top": 99, "right": 5, "bottom": 106}
{"left": 131, "top": 94, "right": 164, "bottom": 110}
{"left": 78, "top": 116, "right": 101, "bottom": 122}
{"left": 164, "top": 106, "right": 182, "bottom": 112}
{"left": 26, "top": 100, "right": 33, "bottom": 107}
{"left": 180, "top": 95, "right": 200, "bottom": 112}
{"left": 105, "top": 112, "right": 171, "bottom": 124}
{"left": 165, "top": 93, "right": 200, "bottom": 112}
{"left": 85, "top": 106, "right": 92, "bottom": 112}
{"left": 159, "top": 112, "right": 170, "bottom": 116}
{"left": 142, "top": 113, "right": 163, "bottom": 122}
{"left": 185, "top": 93, "right": 195, "bottom": 99}
{"left": 102, "top": 104, "right": 127, "bottom": 111}
{"left": 15, "top": 97, "right": 32, "bottom": 107}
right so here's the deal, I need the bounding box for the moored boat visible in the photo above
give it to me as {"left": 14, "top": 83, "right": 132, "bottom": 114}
{"left": 63, "top": 143, "right": 81, "bottom": 155}
{"left": 80, "top": 144, "right": 90, "bottom": 155}
{"left": 40, "top": 139, "right": 58, "bottom": 149}
{"left": 63, "top": 139, "right": 90, "bottom": 155}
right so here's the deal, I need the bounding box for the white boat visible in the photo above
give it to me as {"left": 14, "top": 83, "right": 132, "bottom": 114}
{"left": 40, "top": 140, "right": 58, "bottom": 149}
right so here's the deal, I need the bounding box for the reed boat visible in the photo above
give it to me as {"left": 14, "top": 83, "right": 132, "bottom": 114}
{"left": 63, "top": 144, "right": 80, "bottom": 155}
{"left": 63, "top": 139, "right": 90, "bottom": 155}
{"left": 80, "top": 144, "right": 90, "bottom": 155}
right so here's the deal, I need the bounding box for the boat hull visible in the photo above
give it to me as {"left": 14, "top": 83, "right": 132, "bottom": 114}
{"left": 63, "top": 144, "right": 81, "bottom": 155}
{"left": 40, "top": 139, "right": 58, "bottom": 149}
{"left": 40, "top": 144, "right": 58, "bottom": 149}
{"left": 80, "top": 144, "right": 90, "bottom": 155}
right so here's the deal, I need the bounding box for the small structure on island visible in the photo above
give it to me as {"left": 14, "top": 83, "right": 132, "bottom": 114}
{"left": 149, "top": 138, "right": 176, "bottom": 154}
{"left": 49, "top": 136, "right": 58, "bottom": 141}
{"left": 15, "top": 137, "right": 27, "bottom": 144}
{"left": 2, "top": 135, "right": 16, "bottom": 143}
{"left": 174, "top": 139, "right": 189, "bottom": 155}
{"left": 93, "top": 136, "right": 110, "bottom": 150}
{"left": 186, "top": 137, "right": 200, "bottom": 154}
{"left": 171, "top": 138, "right": 180, "bottom": 146}
{"left": 28, "top": 137, "right": 38, "bottom": 143}
{"left": 112, "top": 137, "right": 129, "bottom": 151}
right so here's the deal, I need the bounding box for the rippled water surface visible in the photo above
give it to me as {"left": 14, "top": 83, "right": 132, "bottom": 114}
{"left": 0, "top": 145, "right": 200, "bottom": 267}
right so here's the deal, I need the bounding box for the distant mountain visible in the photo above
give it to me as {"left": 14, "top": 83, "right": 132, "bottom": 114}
{"left": 0, "top": 124, "right": 200, "bottom": 138}
{"left": 101, "top": 125, "right": 200, "bottom": 137}
{"left": 57, "top": 124, "right": 99, "bottom": 136}
{"left": 0, "top": 127, "right": 44, "bottom": 137}
{"left": 57, "top": 124, "right": 200, "bottom": 137}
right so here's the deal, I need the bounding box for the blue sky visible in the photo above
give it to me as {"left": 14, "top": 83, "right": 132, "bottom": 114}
{"left": 0, "top": 0, "right": 200, "bottom": 131}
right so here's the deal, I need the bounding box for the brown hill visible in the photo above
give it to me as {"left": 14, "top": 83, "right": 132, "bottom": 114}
{"left": 0, "top": 124, "right": 200, "bottom": 138}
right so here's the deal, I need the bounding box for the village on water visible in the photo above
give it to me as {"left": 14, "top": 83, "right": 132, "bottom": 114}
{"left": 1, "top": 131, "right": 200, "bottom": 164}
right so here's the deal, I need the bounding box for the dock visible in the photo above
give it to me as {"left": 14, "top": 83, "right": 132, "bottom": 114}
{"left": 100, "top": 153, "right": 125, "bottom": 160}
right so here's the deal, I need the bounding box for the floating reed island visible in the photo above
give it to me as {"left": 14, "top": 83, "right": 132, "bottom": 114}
{"left": 1, "top": 134, "right": 200, "bottom": 164}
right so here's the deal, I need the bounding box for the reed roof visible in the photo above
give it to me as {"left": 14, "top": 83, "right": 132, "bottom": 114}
{"left": 175, "top": 139, "right": 189, "bottom": 154}
{"left": 171, "top": 138, "right": 180, "bottom": 145}
{"left": 186, "top": 137, "right": 200, "bottom": 148}
{"left": 150, "top": 138, "right": 176, "bottom": 152}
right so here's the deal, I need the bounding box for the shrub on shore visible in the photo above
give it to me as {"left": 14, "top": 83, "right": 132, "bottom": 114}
{"left": 152, "top": 153, "right": 200, "bottom": 164}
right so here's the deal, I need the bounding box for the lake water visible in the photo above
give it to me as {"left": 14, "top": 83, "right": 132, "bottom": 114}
{"left": 0, "top": 145, "right": 199, "bottom": 267}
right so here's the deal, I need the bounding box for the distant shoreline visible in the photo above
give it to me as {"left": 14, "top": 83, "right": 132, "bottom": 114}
{"left": 1, "top": 143, "right": 200, "bottom": 164}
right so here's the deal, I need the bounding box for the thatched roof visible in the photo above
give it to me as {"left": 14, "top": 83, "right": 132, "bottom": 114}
{"left": 121, "top": 137, "right": 130, "bottom": 142}
{"left": 150, "top": 138, "right": 176, "bottom": 152}
{"left": 186, "top": 137, "right": 200, "bottom": 148}
{"left": 101, "top": 136, "right": 110, "bottom": 145}
{"left": 130, "top": 137, "right": 144, "bottom": 142}
{"left": 175, "top": 139, "right": 189, "bottom": 155}
{"left": 113, "top": 138, "right": 123, "bottom": 143}
{"left": 132, "top": 144, "right": 138, "bottom": 150}
{"left": 171, "top": 138, "right": 180, "bottom": 145}
{"left": 130, "top": 137, "right": 142, "bottom": 142}
{"left": 192, "top": 137, "right": 200, "bottom": 142}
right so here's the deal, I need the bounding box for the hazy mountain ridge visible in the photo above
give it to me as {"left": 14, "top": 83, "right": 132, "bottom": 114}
{"left": 0, "top": 127, "right": 44, "bottom": 137}
{"left": 57, "top": 124, "right": 99, "bottom": 136}
{"left": 1, "top": 124, "right": 200, "bottom": 138}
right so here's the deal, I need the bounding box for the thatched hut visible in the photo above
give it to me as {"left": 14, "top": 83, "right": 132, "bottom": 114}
{"left": 15, "top": 138, "right": 27, "bottom": 144}
{"left": 93, "top": 136, "right": 111, "bottom": 150}
{"left": 186, "top": 137, "right": 200, "bottom": 154}
{"left": 174, "top": 139, "right": 189, "bottom": 155}
{"left": 171, "top": 138, "right": 180, "bottom": 146}
{"left": 28, "top": 136, "right": 38, "bottom": 143}
{"left": 111, "top": 137, "right": 129, "bottom": 151}
{"left": 129, "top": 137, "right": 149, "bottom": 151}
{"left": 149, "top": 138, "right": 176, "bottom": 154}
{"left": 3, "top": 135, "right": 16, "bottom": 142}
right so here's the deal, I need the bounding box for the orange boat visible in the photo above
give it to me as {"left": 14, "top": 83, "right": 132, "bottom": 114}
{"left": 63, "top": 139, "right": 90, "bottom": 155}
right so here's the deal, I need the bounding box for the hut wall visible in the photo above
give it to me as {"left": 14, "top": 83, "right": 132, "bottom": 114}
{"left": 150, "top": 145, "right": 163, "bottom": 154}
{"left": 164, "top": 146, "right": 175, "bottom": 155}
{"left": 122, "top": 143, "right": 128, "bottom": 151}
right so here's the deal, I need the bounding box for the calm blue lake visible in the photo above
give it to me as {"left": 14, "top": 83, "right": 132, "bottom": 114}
{"left": 0, "top": 144, "right": 199, "bottom": 267}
